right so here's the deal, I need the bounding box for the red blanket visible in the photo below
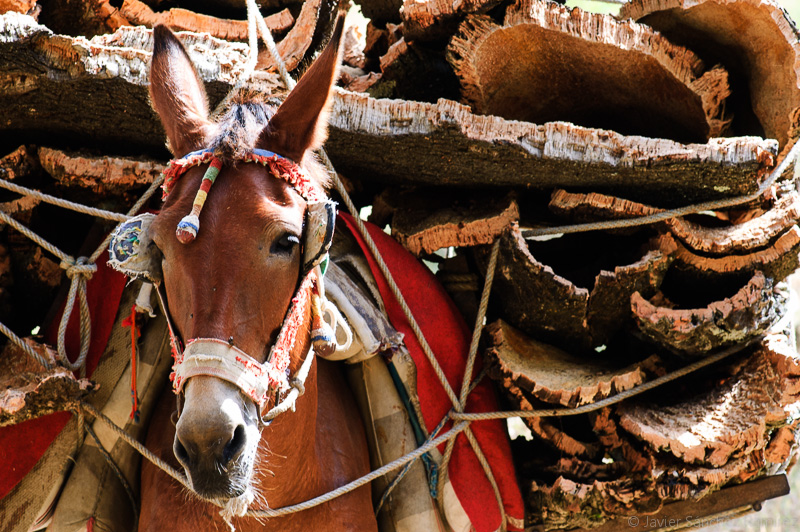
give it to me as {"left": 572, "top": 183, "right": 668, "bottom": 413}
{"left": 340, "top": 213, "right": 524, "bottom": 531}
{"left": 0, "top": 251, "right": 127, "bottom": 500}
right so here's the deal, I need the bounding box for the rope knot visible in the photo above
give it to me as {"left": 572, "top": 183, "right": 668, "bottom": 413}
{"left": 289, "top": 376, "right": 305, "bottom": 396}
{"left": 60, "top": 257, "right": 97, "bottom": 280}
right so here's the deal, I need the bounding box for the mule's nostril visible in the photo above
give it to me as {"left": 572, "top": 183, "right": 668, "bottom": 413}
{"left": 174, "top": 437, "right": 191, "bottom": 467}
{"left": 223, "top": 424, "right": 247, "bottom": 464}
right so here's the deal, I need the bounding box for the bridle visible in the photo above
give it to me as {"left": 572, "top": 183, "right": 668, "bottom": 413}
{"left": 108, "top": 147, "right": 341, "bottom": 425}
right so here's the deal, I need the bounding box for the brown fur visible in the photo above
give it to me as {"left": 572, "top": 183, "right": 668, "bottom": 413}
{"left": 140, "top": 17, "right": 376, "bottom": 531}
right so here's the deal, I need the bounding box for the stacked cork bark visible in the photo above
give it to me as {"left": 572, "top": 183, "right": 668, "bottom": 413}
{"left": 0, "top": 0, "right": 799, "bottom": 529}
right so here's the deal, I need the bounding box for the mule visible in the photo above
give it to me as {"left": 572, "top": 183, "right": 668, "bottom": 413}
{"left": 137, "top": 17, "right": 377, "bottom": 532}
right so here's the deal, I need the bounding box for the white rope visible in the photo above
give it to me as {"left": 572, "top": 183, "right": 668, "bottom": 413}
{"left": 0, "top": 171, "right": 164, "bottom": 374}
{"left": 522, "top": 139, "right": 800, "bottom": 238}
{"left": 0, "top": 168, "right": 131, "bottom": 222}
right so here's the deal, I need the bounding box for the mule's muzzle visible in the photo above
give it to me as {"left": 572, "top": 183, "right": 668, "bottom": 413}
{"left": 174, "top": 423, "right": 250, "bottom": 499}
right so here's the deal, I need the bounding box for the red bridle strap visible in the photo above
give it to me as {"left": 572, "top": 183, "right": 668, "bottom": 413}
{"left": 169, "top": 269, "right": 317, "bottom": 406}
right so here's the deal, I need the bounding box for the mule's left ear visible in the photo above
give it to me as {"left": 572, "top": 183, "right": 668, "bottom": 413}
{"left": 255, "top": 14, "right": 345, "bottom": 163}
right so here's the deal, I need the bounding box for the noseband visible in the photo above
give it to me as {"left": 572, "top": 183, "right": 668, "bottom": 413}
{"left": 109, "top": 147, "right": 339, "bottom": 424}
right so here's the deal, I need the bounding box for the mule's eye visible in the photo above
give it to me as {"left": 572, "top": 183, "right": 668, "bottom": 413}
{"left": 272, "top": 234, "right": 300, "bottom": 255}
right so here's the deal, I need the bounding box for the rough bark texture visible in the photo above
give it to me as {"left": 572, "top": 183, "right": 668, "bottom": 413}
{"left": 618, "top": 342, "right": 793, "bottom": 468}
{"left": 0, "top": 145, "right": 38, "bottom": 181}
{"left": 353, "top": 0, "right": 403, "bottom": 25}
{"left": 256, "top": 0, "right": 319, "bottom": 71}
{"left": 528, "top": 476, "right": 660, "bottom": 531}
{"left": 670, "top": 225, "right": 800, "bottom": 281}
{"left": 0, "top": 0, "right": 36, "bottom": 15}
{"left": 550, "top": 188, "right": 800, "bottom": 255}
{"left": 402, "top": 0, "right": 501, "bottom": 42}
{"left": 0, "top": 14, "right": 779, "bottom": 203}
{"left": 0, "top": 13, "right": 278, "bottom": 153}
{"left": 448, "top": 1, "right": 731, "bottom": 143}
{"left": 485, "top": 320, "right": 659, "bottom": 408}
{"left": 390, "top": 192, "right": 518, "bottom": 255}
{"left": 631, "top": 271, "right": 788, "bottom": 355}
{"left": 485, "top": 225, "right": 674, "bottom": 350}
{"left": 0, "top": 340, "right": 94, "bottom": 426}
{"left": 619, "top": 0, "right": 800, "bottom": 151}
{"left": 118, "top": 0, "right": 293, "bottom": 42}
{"left": 38, "top": 147, "right": 164, "bottom": 195}
{"left": 327, "top": 92, "right": 777, "bottom": 204}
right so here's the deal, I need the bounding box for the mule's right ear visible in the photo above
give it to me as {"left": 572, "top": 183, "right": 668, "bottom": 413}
{"left": 149, "top": 25, "right": 212, "bottom": 157}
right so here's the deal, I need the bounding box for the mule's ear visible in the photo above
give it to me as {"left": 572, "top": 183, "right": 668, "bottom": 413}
{"left": 149, "top": 24, "right": 212, "bottom": 157}
{"left": 255, "top": 15, "right": 345, "bottom": 162}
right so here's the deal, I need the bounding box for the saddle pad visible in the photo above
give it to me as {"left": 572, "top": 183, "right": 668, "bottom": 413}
{"left": 0, "top": 250, "right": 127, "bottom": 502}
{"left": 339, "top": 213, "right": 525, "bottom": 532}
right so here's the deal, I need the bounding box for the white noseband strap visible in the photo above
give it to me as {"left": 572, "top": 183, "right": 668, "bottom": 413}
{"left": 173, "top": 338, "right": 277, "bottom": 407}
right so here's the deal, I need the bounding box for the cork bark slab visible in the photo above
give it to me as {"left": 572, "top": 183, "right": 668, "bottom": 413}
{"left": 0, "top": 14, "right": 779, "bottom": 202}
{"left": 486, "top": 224, "right": 674, "bottom": 349}
{"left": 631, "top": 271, "right": 788, "bottom": 356}
{"left": 485, "top": 320, "right": 661, "bottom": 408}
{"left": 327, "top": 92, "right": 777, "bottom": 204}
{"left": 402, "top": 0, "right": 501, "bottom": 42}
{"left": 448, "top": 1, "right": 731, "bottom": 143}
{"left": 653, "top": 451, "right": 767, "bottom": 500}
{"left": 617, "top": 344, "right": 791, "bottom": 467}
{"left": 353, "top": 0, "right": 403, "bottom": 25}
{"left": 619, "top": 0, "right": 800, "bottom": 151}
{"left": 0, "top": 340, "right": 94, "bottom": 426}
{"left": 550, "top": 189, "right": 800, "bottom": 255}
{"left": 0, "top": 13, "right": 281, "bottom": 152}
{"left": 256, "top": 0, "right": 320, "bottom": 72}
{"left": 390, "top": 192, "right": 519, "bottom": 256}
{"left": 38, "top": 147, "right": 165, "bottom": 195}
{"left": 527, "top": 475, "right": 661, "bottom": 531}
{"left": 118, "top": 0, "right": 294, "bottom": 42}
{"left": 0, "top": 145, "right": 38, "bottom": 181}
{"left": 670, "top": 225, "right": 800, "bottom": 281}
{"left": 0, "top": 0, "right": 36, "bottom": 16}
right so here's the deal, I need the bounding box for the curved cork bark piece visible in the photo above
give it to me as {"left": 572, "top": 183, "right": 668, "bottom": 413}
{"left": 403, "top": 0, "right": 501, "bottom": 42}
{"left": 670, "top": 225, "right": 800, "bottom": 280}
{"left": 38, "top": 147, "right": 165, "bottom": 195}
{"left": 0, "top": 0, "right": 37, "bottom": 16}
{"left": 618, "top": 344, "right": 792, "bottom": 467}
{"left": 654, "top": 451, "right": 766, "bottom": 500}
{"left": 87, "top": 0, "right": 131, "bottom": 32}
{"left": 486, "top": 224, "right": 673, "bottom": 349}
{"left": 666, "top": 191, "right": 800, "bottom": 255}
{"left": 618, "top": 0, "right": 800, "bottom": 151}
{"left": 528, "top": 475, "right": 661, "bottom": 530}
{"left": 550, "top": 189, "right": 800, "bottom": 255}
{"left": 485, "top": 320, "right": 659, "bottom": 408}
{"left": 256, "top": 0, "right": 320, "bottom": 72}
{"left": 505, "top": 381, "right": 604, "bottom": 459}
{"left": 448, "top": 1, "right": 731, "bottom": 143}
{"left": 631, "top": 271, "right": 788, "bottom": 355}
{"left": 390, "top": 192, "right": 518, "bottom": 256}
{"left": 327, "top": 91, "right": 776, "bottom": 204}
{"left": 0, "top": 340, "right": 94, "bottom": 426}
{"left": 0, "top": 145, "right": 38, "bottom": 181}
{"left": 353, "top": 0, "right": 402, "bottom": 25}
{"left": 118, "top": 0, "right": 294, "bottom": 42}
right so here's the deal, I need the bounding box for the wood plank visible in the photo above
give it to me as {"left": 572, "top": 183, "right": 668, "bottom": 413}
{"left": 555, "top": 474, "right": 790, "bottom": 532}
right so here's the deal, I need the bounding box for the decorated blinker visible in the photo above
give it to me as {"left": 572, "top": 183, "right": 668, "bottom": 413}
{"left": 107, "top": 213, "right": 162, "bottom": 282}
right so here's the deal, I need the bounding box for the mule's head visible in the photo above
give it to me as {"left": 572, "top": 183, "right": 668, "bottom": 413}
{"left": 146, "top": 18, "right": 343, "bottom": 500}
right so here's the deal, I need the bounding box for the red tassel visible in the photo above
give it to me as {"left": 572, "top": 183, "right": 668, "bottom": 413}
{"left": 122, "top": 305, "right": 140, "bottom": 423}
